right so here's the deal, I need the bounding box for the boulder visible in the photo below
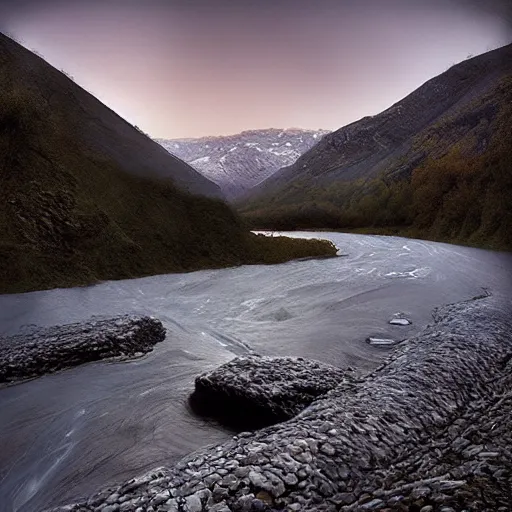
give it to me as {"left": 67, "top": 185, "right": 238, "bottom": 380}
{"left": 189, "top": 355, "right": 353, "bottom": 429}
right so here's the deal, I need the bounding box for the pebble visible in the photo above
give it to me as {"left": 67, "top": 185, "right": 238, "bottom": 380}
{"left": 366, "top": 337, "right": 398, "bottom": 346}
{"left": 320, "top": 443, "right": 335, "bottom": 456}
{"left": 185, "top": 494, "right": 203, "bottom": 512}
{"left": 389, "top": 318, "right": 411, "bottom": 326}
{"left": 361, "top": 498, "right": 385, "bottom": 510}
{"left": 49, "top": 296, "right": 512, "bottom": 512}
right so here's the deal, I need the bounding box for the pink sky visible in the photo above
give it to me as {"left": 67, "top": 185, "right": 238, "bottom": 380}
{"left": 1, "top": 0, "right": 510, "bottom": 138}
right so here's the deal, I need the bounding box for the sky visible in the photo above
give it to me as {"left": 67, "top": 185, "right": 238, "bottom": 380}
{"left": 0, "top": 0, "right": 511, "bottom": 139}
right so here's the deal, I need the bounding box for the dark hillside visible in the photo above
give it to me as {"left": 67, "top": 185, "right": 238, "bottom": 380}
{"left": 0, "top": 34, "right": 336, "bottom": 294}
{"left": 0, "top": 34, "right": 222, "bottom": 198}
{"left": 241, "top": 45, "right": 512, "bottom": 250}
{"left": 248, "top": 44, "right": 512, "bottom": 196}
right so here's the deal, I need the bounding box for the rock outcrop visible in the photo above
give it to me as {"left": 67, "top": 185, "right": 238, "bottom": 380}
{"left": 49, "top": 296, "right": 512, "bottom": 511}
{"left": 0, "top": 315, "right": 166, "bottom": 383}
{"left": 190, "top": 355, "right": 354, "bottom": 428}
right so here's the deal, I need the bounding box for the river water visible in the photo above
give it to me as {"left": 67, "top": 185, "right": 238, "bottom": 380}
{"left": 0, "top": 233, "right": 511, "bottom": 511}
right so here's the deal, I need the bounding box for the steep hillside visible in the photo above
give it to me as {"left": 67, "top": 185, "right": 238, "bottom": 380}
{"left": 0, "top": 34, "right": 336, "bottom": 294}
{"left": 241, "top": 44, "right": 512, "bottom": 250}
{"left": 1, "top": 40, "right": 222, "bottom": 198}
{"left": 157, "top": 128, "right": 329, "bottom": 199}
{"left": 248, "top": 44, "right": 512, "bottom": 196}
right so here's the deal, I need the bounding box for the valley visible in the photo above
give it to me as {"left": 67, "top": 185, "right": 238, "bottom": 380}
{"left": 0, "top": 8, "right": 510, "bottom": 510}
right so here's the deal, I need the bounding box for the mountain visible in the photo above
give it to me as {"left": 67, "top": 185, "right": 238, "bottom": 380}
{"left": 1, "top": 39, "right": 221, "bottom": 199}
{"left": 156, "top": 128, "right": 329, "bottom": 200}
{"left": 0, "top": 33, "right": 336, "bottom": 294}
{"left": 241, "top": 44, "right": 512, "bottom": 250}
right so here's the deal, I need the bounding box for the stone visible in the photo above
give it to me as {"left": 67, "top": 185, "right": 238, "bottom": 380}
{"left": 389, "top": 318, "right": 411, "bottom": 326}
{"left": 106, "top": 494, "right": 120, "bottom": 504}
{"left": 366, "top": 337, "right": 399, "bottom": 346}
{"left": 333, "top": 492, "right": 356, "bottom": 505}
{"left": 283, "top": 474, "right": 298, "bottom": 486}
{"left": 48, "top": 296, "right": 512, "bottom": 512}
{"left": 438, "top": 480, "right": 466, "bottom": 491}
{"left": 477, "top": 451, "right": 499, "bottom": 458}
{"left": 185, "top": 494, "right": 203, "bottom": 512}
{"left": 410, "top": 486, "right": 431, "bottom": 499}
{"left": 100, "top": 506, "right": 118, "bottom": 512}
{"left": 255, "top": 490, "right": 273, "bottom": 505}
{"left": 189, "top": 355, "right": 351, "bottom": 428}
{"left": 320, "top": 443, "right": 335, "bottom": 456}
{"left": 160, "top": 501, "right": 179, "bottom": 512}
{"left": 361, "top": 498, "right": 385, "bottom": 510}
{"left": 0, "top": 315, "right": 166, "bottom": 383}
{"left": 150, "top": 491, "right": 170, "bottom": 507}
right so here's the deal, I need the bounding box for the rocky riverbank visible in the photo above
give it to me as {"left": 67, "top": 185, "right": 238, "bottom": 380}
{"left": 0, "top": 315, "right": 166, "bottom": 383}
{"left": 49, "top": 295, "right": 512, "bottom": 511}
{"left": 190, "top": 355, "right": 355, "bottom": 428}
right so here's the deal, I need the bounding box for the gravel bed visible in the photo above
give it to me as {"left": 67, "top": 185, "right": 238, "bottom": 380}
{"left": 48, "top": 296, "right": 512, "bottom": 511}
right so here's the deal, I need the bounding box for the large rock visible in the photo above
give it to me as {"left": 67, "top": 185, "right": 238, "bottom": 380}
{"left": 0, "top": 315, "right": 166, "bottom": 383}
{"left": 189, "top": 355, "right": 354, "bottom": 428}
{"left": 49, "top": 296, "right": 512, "bottom": 511}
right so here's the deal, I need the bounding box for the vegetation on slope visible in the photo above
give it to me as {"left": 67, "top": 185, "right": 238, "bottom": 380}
{"left": 247, "top": 44, "right": 512, "bottom": 200}
{"left": 0, "top": 34, "right": 336, "bottom": 294}
{"left": 240, "top": 77, "right": 512, "bottom": 251}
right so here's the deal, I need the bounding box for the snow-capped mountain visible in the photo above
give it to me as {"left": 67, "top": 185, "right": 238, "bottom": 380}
{"left": 156, "top": 128, "right": 329, "bottom": 200}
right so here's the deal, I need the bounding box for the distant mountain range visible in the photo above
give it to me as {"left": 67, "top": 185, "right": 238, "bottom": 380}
{"left": 241, "top": 43, "right": 512, "bottom": 250}
{"left": 0, "top": 33, "right": 335, "bottom": 293}
{"left": 156, "top": 128, "right": 329, "bottom": 199}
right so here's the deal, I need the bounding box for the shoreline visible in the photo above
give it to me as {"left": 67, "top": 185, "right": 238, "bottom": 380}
{"left": 49, "top": 295, "right": 512, "bottom": 511}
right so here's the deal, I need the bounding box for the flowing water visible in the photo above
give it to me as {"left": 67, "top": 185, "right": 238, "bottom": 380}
{"left": 0, "top": 233, "right": 511, "bottom": 511}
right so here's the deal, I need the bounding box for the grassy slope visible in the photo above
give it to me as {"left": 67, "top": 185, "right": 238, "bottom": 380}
{"left": 240, "top": 76, "right": 512, "bottom": 251}
{"left": 0, "top": 35, "right": 336, "bottom": 294}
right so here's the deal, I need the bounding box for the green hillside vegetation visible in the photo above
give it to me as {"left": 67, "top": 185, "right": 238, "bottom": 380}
{"left": 0, "top": 35, "right": 336, "bottom": 294}
{"left": 240, "top": 77, "right": 512, "bottom": 251}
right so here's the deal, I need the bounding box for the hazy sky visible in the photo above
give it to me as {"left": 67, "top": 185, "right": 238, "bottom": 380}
{"left": 1, "top": 0, "right": 511, "bottom": 138}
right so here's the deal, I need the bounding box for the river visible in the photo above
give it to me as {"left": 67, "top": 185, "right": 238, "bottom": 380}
{"left": 0, "top": 233, "right": 511, "bottom": 511}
